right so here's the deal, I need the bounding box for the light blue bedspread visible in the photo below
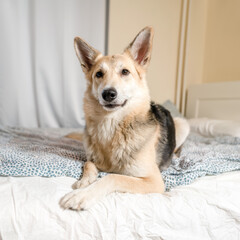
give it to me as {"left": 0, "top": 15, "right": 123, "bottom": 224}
{"left": 0, "top": 126, "right": 240, "bottom": 191}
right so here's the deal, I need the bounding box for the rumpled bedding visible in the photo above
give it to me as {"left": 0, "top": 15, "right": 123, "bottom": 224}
{"left": 0, "top": 126, "right": 240, "bottom": 190}
{"left": 162, "top": 133, "right": 240, "bottom": 190}
{"left": 1, "top": 126, "right": 240, "bottom": 239}
{"left": 1, "top": 173, "right": 240, "bottom": 239}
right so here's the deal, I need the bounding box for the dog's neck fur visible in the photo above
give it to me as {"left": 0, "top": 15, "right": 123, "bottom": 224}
{"left": 84, "top": 85, "right": 151, "bottom": 144}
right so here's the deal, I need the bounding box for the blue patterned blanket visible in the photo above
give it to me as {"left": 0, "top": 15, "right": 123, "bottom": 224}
{"left": 0, "top": 126, "right": 240, "bottom": 191}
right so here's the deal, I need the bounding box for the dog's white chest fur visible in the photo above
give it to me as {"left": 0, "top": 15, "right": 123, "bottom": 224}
{"left": 85, "top": 113, "right": 157, "bottom": 177}
{"left": 96, "top": 117, "right": 118, "bottom": 143}
{"left": 88, "top": 117, "right": 118, "bottom": 143}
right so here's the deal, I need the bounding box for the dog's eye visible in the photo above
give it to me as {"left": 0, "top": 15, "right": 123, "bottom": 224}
{"left": 122, "top": 69, "right": 130, "bottom": 76}
{"left": 96, "top": 71, "right": 104, "bottom": 78}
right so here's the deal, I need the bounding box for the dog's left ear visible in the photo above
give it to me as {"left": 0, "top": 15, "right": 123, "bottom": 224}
{"left": 125, "top": 26, "right": 154, "bottom": 69}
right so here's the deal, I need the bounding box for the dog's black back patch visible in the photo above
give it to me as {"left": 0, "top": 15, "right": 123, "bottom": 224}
{"left": 150, "top": 102, "right": 176, "bottom": 170}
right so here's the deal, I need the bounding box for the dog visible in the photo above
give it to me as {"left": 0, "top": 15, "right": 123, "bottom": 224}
{"left": 60, "top": 26, "right": 189, "bottom": 210}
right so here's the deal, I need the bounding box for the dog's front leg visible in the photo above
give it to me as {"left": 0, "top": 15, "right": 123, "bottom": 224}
{"left": 60, "top": 169, "right": 165, "bottom": 210}
{"left": 72, "top": 161, "right": 98, "bottom": 189}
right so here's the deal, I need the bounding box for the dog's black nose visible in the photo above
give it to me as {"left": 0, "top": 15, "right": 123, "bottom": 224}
{"left": 102, "top": 88, "right": 117, "bottom": 102}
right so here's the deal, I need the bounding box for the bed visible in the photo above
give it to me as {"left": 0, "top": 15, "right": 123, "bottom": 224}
{"left": 0, "top": 81, "right": 240, "bottom": 240}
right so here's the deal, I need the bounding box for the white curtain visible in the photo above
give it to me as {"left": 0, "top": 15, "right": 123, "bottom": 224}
{"left": 0, "top": 0, "right": 107, "bottom": 127}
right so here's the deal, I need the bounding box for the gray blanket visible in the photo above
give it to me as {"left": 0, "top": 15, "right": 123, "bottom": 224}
{"left": 0, "top": 126, "right": 240, "bottom": 191}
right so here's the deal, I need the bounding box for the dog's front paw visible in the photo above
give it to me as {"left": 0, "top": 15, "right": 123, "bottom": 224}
{"left": 72, "top": 176, "right": 96, "bottom": 189}
{"left": 72, "top": 179, "right": 87, "bottom": 189}
{"left": 60, "top": 185, "right": 101, "bottom": 210}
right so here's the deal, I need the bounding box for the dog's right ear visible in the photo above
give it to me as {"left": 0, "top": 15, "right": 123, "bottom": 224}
{"left": 74, "top": 37, "right": 101, "bottom": 73}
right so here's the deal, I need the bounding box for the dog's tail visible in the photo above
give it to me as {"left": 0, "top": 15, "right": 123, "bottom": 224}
{"left": 173, "top": 117, "right": 190, "bottom": 152}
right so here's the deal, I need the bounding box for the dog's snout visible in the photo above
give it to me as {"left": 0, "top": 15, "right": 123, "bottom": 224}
{"left": 102, "top": 88, "right": 117, "bottom": 102}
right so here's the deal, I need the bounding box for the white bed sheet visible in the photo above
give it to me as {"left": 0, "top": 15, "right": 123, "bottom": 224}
{"left": 0, "top": 172, "right": 240, "bottom": 240}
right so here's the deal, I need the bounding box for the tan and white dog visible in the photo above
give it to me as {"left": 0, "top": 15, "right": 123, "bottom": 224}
{"left": 60, "top": 27, "right": 189, "bottom": 210}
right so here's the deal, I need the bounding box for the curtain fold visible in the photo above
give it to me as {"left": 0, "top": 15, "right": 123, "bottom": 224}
{"left": 0, "top": 0, "right": 107, "bottom": 127}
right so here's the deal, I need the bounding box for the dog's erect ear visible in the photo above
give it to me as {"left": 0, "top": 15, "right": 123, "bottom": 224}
{"left": 125, "top": 26, "right": 154, "bottom": 68}
{"left": 74, "top": 37, "right": 101, "bottom": 72}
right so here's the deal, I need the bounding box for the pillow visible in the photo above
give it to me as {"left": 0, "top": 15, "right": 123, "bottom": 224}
{"left": 188, "top": 118, "right": 240, "bottom": 137}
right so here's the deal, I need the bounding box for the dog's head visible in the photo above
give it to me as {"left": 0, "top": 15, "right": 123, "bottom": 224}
{"left": 74, "top": 27, "right": 153, "bottom": 113}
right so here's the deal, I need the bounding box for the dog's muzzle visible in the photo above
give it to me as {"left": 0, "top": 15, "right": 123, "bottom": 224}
{"left": 104, "top": 99, "right": 127, "bottom": 109}
{"left": 101, "top": 88, "right": 127, "bottom": 110}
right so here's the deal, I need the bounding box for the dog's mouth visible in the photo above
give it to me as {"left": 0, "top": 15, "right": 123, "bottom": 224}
{"left": 103, "top": 100, "right": 127, "bottom": 110}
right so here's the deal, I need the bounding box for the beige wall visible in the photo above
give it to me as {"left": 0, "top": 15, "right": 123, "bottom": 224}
{"left": 108, "top": 0, "right": 240, "bottom": 110}
{"left": 184, "top": 0, "right": 240, "bottom": 87}
{"left": 184, "top": 0, "right": 208, "bottom": 88}
{"left": 108, "top": 0, "right": 182, "bottom": 104}
{"left": 181, "top": 0, "right": 240, "bottom": 113}
{"left": 181, "top": 0, "right": 208, "bottom": 113}
{"left": 203, "top": 0, "right": 240, "bottom": 83}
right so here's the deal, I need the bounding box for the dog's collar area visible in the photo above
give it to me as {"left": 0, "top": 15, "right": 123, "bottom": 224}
{"left": 104, "top": 99, "right": 127, "bottom": 109}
